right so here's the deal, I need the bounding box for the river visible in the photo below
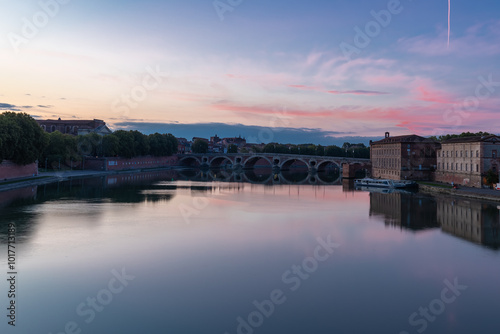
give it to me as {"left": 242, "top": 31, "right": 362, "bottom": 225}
{"left": 0, "top": 169, "right": 499, "bottom": 334}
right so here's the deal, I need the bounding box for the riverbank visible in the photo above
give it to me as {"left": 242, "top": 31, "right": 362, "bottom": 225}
{"left": 418, "top": 182, "right": 500, "bottom": 202}
{"left": 0, "top": 167, "right": 179, "bottom": 193}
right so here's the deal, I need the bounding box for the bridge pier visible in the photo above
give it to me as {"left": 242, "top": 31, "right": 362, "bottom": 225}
{"left": 342, "top": 163, "right": 370, "bottom": 179}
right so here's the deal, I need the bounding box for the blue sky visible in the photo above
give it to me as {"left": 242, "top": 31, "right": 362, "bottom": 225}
{"left": 1, "top": 0, "right": 499, "bottom": 144}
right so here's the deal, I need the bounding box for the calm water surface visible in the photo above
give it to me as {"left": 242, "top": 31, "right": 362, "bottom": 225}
{"left": 0, "top": 170, "right": 499, "bottom": 334}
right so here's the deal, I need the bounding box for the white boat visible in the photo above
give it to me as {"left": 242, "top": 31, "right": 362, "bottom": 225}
{"left": 354, "top": 178, "right": 414, "bottom": 189}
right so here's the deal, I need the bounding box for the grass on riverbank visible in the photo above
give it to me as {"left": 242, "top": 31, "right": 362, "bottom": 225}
{"left": 417, "top": 181, "right": 453, "bottom": 189}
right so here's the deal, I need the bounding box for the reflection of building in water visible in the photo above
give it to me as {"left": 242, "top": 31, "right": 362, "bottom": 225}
{"left": 437, "top": 198, "right": 499, "bottom": 249}
{"left": 369, "top": 192, "right": 438, "bottom": 231}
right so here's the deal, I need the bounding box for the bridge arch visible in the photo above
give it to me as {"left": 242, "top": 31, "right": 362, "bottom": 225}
{"left": 178, "top": 156, "right": 201, "bottom": 167}
{"left": 209, "top": 156, "right": 233, "bottom": 168}
{"left": 280, "top": 158, "right": 309, "bottom": 171}
{"left": 243, "top": 155, "right": 273, "bottom": 169}
{"left": 317, "top": 160, "right": 341, "bottom": 172}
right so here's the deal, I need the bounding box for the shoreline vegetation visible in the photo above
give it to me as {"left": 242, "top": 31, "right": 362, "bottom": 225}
{"left": 418, "top": 182, "right": 500, "bottom": 203}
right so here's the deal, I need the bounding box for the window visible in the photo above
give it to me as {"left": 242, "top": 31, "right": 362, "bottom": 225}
{"left": 456, "top": 151, "right": 458, "bottom": 157}
{"left": 447, "top": 163, "right": 449, "bottom": 170}
{"left": 493, "top": 150, "right": 497, "bottom": 158}
{"left": 476, "top": 150, "right": 479, "bottom": 157}
{"left": 460, "top": 151, "right": 463, "bottom": 157}
{"left": 465, "top": 164, "right": 468, "bottom": 171}
{"left": 438, "top": 151, "right": 441, "bottom": 158}
{"left": 451, "top": 163, "right": 453, "bottom": 170}
{"left": 461, "top": 163, "right": 463, "bottom": 171}
{"left": 476, "top": 164, "right": 479, "bottom": 172}
{"left": 465, "top": 151, "right": 468, "bottom": 157}
{"left": 456, "top": 163, "right": 458, "bottom": 170}
{"left": 438, "top": 162, "right": 441, "bottom": 169}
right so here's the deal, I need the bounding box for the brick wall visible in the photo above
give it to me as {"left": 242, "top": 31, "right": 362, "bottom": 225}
{"left": 0, "top": 160, "right": 38, "bottom": 181}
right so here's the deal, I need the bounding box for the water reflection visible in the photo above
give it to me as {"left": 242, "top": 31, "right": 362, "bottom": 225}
{"left": 369, "top": 192, "right": 439, "bottom": 231}
{"left": 2, "top": 168, "right": 500, "bottom": 251}
{"left": 437, "top": 197, "right": 500, "bottom": 249}
{"left": 368, "top": 190, "right": 500, "bottom": 249}
{"left": 180, "top": 168, "right": 341, "bottom": 185}
{"left": 0, "top": 186, "right": 38, "bottom": 243}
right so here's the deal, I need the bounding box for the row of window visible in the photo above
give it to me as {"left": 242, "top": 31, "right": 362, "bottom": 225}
{"left": 373, "top": 158, "right": 400, "bottom": 169}
{"left": 372, "top": 148, "right": 400, "bottom": 156}
{"left": 438, "top": 150, "right": 479, "bottom": 158}
{"left": 437, "top": 162, "right": 479, "bottom": 172}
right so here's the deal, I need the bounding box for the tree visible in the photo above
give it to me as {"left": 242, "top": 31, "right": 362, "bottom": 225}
{"left": 192, "top": 139, "right": 208, "bottom": 153}
{"left": 485, "top": 169, "right": 499, "bottom": 186}
{"left": 41, "top": 131, "right": 79, "bottom": 169}
{"left": 114, "top": 130, "right": 135, "bottom": 158}
{"left": 0, "top": 112, "right": 48, "bottom": 165}
{"left": 131, "top": 130, "right": 150, "bottom": 156}
{"left": 77, "top": 133, "right": 102, "bottom": 157}
{"left": 102, "top": 134, "right": 120, "bottom": 157}
{"left": 432, "top": 132, "right": 493, "bottom": 142}
{"left": 315, "top": 145, "right": 325, "bottom": 156}
{"left": 227, "top": 144, "right": 238, "bottom": 153}
{"left": 325, "top": 145, "right": 343, "bottom": 157}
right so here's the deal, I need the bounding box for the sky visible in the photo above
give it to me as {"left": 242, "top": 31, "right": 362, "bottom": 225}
{"left": 0, "top": 0, "right": 499, "bottom": 145}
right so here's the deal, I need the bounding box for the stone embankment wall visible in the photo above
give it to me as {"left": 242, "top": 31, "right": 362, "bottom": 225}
{"left": 0, "top": 160, "right": 38, "bottom": 181}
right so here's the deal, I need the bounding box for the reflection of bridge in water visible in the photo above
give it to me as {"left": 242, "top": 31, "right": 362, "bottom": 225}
{"left": 177, "top": 168, "right": 342, "bottom": 185}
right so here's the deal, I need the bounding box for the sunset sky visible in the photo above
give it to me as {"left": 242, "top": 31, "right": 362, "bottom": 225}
{"left": 1, "top": 0, "right": 499, "bottom": 144}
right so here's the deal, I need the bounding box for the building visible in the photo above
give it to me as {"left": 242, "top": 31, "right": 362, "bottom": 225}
{"left": 176, "top": 138, "right": 188, "bottom": 154}
{"left": 37, "top": 118, "right": 112, "bottom": 136}
{"left": 222, "top": 136, "right": 246, "bottom": 148}
{"left": 192, "top": 137, "right": 209, "bottom": 143}
{"left": 435, "top": 135, "right": 500, "bottom": 187}
{"left": 370, "top": 132, "right": 440, "bottom": 181}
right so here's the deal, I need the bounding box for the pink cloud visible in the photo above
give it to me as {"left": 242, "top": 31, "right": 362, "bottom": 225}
{"left": 289, "top": 84, "right": 389, "bottom": 96}
{"left": 211, "top": 102, "right": 333, "bottom": 118}
{"left": 327, "top": 90, "right": 389, "bottom": 96}
{"left": 414, "top": 85, "right": 454, "bottom": 104}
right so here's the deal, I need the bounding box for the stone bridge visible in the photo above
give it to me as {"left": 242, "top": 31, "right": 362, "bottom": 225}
{"left": 177, "top": 153, "right": 370, "bottom": 178}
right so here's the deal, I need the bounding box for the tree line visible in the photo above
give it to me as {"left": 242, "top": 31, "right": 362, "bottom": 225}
{"left": 256, "top": 142, "right": 370, "bottom": 158}
{"left": 0, "top": 112, "right": 178, "bottom": 169}
{"left": 429, "top": 131, "right": 493, "bottom": 142}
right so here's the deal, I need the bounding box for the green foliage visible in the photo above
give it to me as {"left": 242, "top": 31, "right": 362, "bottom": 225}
{"left": 0, "top": 112, "right": 48, "bottom": 165}
{"left": 227, "top": 144, "right": 238, "bottom": 153}
{"left": 77, "top": 133, "right": 102, "bottom": 157}
{"left": 148, "top": 133, "right": 177, "bottom": 156}
{"left": 255, "top": 142, "right": 370, "bottom": 158}
{"left": 485, "top": 169, "right": 499, "bottom": 185}
{"left": 41, "top": 131, "right": 79, "bottom": 168}
{"left": 192, "top": 139, "right": 208, "bottom": 153}
{"left": 325, "top": 145, "right": 343, "bottom": 157}
{"left": 431, "top": 131, "right": 493, "bottom": 142}
{"left": 102, "top": 134, "right": 120, "bottom": 157}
